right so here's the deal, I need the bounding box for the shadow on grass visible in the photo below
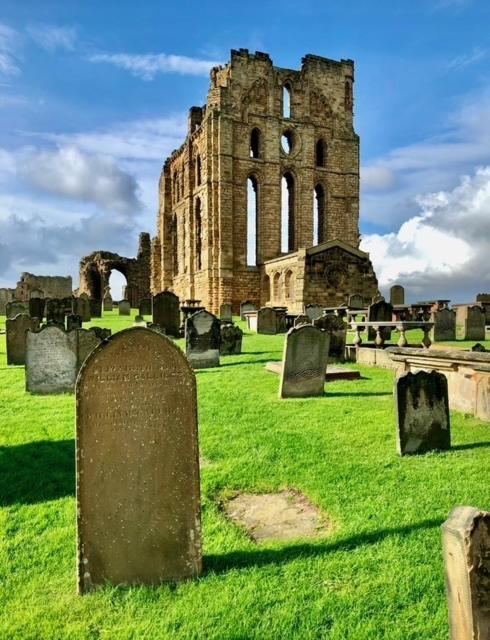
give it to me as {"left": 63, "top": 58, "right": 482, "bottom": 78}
{"left": 326, "top": 391, "right": 392, "bottom": 398}
{"left": 451, "top": 441, "right": 490, "bottom": 451}
{"left": 204, "top": 518, "right": 441, "bottom": 575}
{"left": 0, "top": 439, "right": 74, "bottom": 506}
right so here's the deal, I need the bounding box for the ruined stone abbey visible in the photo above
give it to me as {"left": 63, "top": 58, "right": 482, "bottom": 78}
{"left": 151, "top": 49, "right": 378, "bottom": 314}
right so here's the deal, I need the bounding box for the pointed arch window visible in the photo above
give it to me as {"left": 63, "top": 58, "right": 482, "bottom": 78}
{"left": 195, "top": 198, "right": 202, "bottom": 271}
{"left": 281, "top": 172, "right": 295, "bottom": 252}
{"left": 313, "top": 184, "right": 325, "bottom": 246}
{"left": 282, "top": 83, "right": 291, "bottom": 118}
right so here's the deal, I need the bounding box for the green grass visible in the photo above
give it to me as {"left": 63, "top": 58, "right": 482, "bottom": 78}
{"left": 1, "top": 311, "right": 489, "bottom": 639}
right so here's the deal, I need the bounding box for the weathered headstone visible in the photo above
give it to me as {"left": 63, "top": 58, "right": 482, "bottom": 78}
{"left": 395, "top": 370, "right": 450, "bottom": 455}
{"left": 67, "top": 314, "right": 83, "bottom": 331}
{"left": 29, "top": 297, "right": 45, "bottom": 320}
{"left": 314, "top": 314, "right": 348, "bottom": 361}
{"left": 139, "top": 297, "right": 152, "bottom": 316}
{"left": 456, "top": 305, "right": 486, "bottom": 341}
{"left": 74, "top": 296, "right": 91, "bottom": 323}
{"left": 294, "top": 314, "right": 310, "bottom": 327}
{"left": 6, "top": 314, "right": 40, "bottom": 365}
{"left": 133, "top": 314, "right": 146, "bottom": 326}
{"left": 26, "top": 325, "right": 77, "bottom": 393}
{"left": 76, "top": 327, "right": 202, "bottom": 592}
{"left": 348, "top": 293, "right": 364, "bottom": 309}
{"left": 279, "top": 325, "right": 330, "bottom": 398}
{"left": 431, "top": 308, "right": 456, "bottom": 342}
{"left": 240, "top": 300, "right": 256, "bottom": 321}
{"left": 390, "top": 284, "right": 405, "bottom": 306}
{"left": 220, "top": 323, "right": 243, "bottom": 355}
{"left": 442, "top": 506, "right": 490, "bottom": 640}
{"left": 304, "top": 304, "right": 324, "bottom": 322}
{"left": 153, "top": 291, "right": 180, "bottom": 337}
{"left": 185, "top": 310, "right": 220, "bottom": 368}
{"left": 103, "top": 291, "right": 113, "bottom": 312}
{"left": 257, "top": 307, "right": 277, "bottom": 335}
{"left": 89, "top": 298, "right": 102, "bottom": 318}
{"left": 46, "top": 298, "right": 66, "bottom": 325}
{"left": 118, "top": 299, "right": 130, "bottom": 315}
{"left": 219, "top": 303, "right": 233, "bottom": 322}
{"left": 6, "top": 300, "right": 28, "bottom": 319}
{"left": 367, "top": 299, "right": 393, "bottom": 341}
{"left": 75, "top": 329, "right": 103, "bottom": 370}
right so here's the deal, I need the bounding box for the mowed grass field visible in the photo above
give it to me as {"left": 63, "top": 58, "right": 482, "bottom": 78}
{"left": 1, "top": 311, "right": 490, "bottom": 639}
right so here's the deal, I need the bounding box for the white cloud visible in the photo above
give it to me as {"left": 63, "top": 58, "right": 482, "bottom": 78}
{"left": 27, "top": 24, "right": 77, "bottom": 51}
{"left": 88, "top": 51, "right": 221, "bottom": 80}
{"left": 0, "top": 23, "right": 20, "bottom": 76}
{"left": 361, "top": 166, "right": 490, "bottom": 302}
{"left": 448, "top": 46, "right": 487, "bottom": 69}
{"left": 361, "top": 165, "right": 396, "bottom": 190}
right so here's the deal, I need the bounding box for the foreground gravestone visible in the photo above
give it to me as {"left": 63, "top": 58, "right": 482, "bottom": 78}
{"left": 6, "top": 314, "right": 39, "bottom": 365}
{"left": 76, "top": 328, "right": 202, "bottom": 592}
{"left": 257, "top": 307, "right": 277, "bottom": 334}
{"left": 29, "top": 297, "right": 45, "bottom": 320}
{"left": 139, "top": 297, "right": 152, "bottom": 316}
{"left": 219, "top": 303, "right": 233, "bottom": 322}
{"left": 395, "top": 370, "right": 450, "bottom": 455}
{"left": 118, "top": 299, "right": 131, "bottom": 316}
{"left": 220, "top": 323, "right": 243, "bottom": 355}
{"left": 240, "top": 300, "right": 256, "bottom": 321}
{"left": 367, "top": 299, "right": 393, "bottom": 341}
{"left": 431, "top": 308, "right": 456, "bottom": 342}
{"left": 153, "top": 291, "right": 180, "bottom": 337}
{"left": 390, "top": 285, "right": 405, "bottom": 306}
{"left": 314, "top": 314, "right": 348, "bottom": 361}
{"left": 456, "top": 305, "right": 486, "bottom": 341}
{"left": 74, "top": 296, "right": 91, "bottom": 322}
{"left": 26, "top": 326, "right": 77, "bottom": 393}
{"left": 442, "top": 506, "right": 490, "bottom": 640}
{"left": 6, "top": 300, "right": 28, "bottom": 319}
{"left": 279, "top": 325, "right": 330, "bottom": 398}
{"left": 185, "top": 310, "right": 220, "bottom": 368}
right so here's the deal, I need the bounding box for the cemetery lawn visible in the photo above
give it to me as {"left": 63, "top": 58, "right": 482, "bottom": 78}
{"left": 1, "top": 312, "right": 490, "bottom": 639}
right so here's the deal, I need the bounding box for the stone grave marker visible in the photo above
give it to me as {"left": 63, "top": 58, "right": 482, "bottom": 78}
{"left": 118, "top": 299, "right": 131, "bottom": 316}
{"left": 314, "top": 314, "right": 348, "bottom": 361}
{"left": 29, "top": 297, "right": 45, "bottom": 320}
{"left": 348, "top": 293, "right": 364, "bottom": 309}
{"left": 185, "top": 310, "right": 220, "bottom": 368}
{"left": 390, "top": 285, "right": 405, "bottom": 306}
{"left": 89, "top": 297, "right": 102, "bottom": 318}
{"left": 75, "top": 328, "right": 104, "bottom": 371}
{"left": 76, "top": 327, "right": 202, "bottom": 592}
{"left": 240, "top": 300, "right": 256, "bottom": 321}
{"left": 367, "top": 299, "right": 393, "bottom": 341}
{"left": 294, "top": 314, "right": 310, "bottom": 327}
{"left": 304, "top": 304, "right": 324, "bottom": 322}
{"left": 219, "top": 303, "right": 233, "bottom": 322}
{"left": 6, "top": 314, "right": 40, "bottom": 365}
{"left": 442, "top": 505, "right": 490, "bottom": 640}
{"left": 431, "top": 308, "right": 456, "bottom": 342}
{"left": 395, "top": 370, "right": 451, "bottom": 455}
{"left": 46, "top": 298, "right": 66, "bottom": 325}
{"left": 67, "top": 314, "right": 82, "bottom": 331}
{"left": 103, "top": 291, "right": 113, "bottom": 312}
{"left": 257, "top": 307, "right": 277, "bottom": 335}
{"left": 133, "top": 315, "right": 146, "bottom": 326}
{"left": 6, "top": 300, "right": 28, "bottom": 319}
{"left": 74, "top": 296, "right": 91, "bottom": 322}
{"left": 153, "top": 291, "right": 180, "bottom": 337}
{"left": 456, "top": 305, "right": 485, "bottom": 341}
{"left": 279, "top": 325, "right": 330, "bottom": 398}
{"left": 139, "top": 297, "right": 152, "bottom": 316}
{"left": 26, "top": 325, "right": 77, "bottom": 393}
{"left": 220, "top": 323, "right": 243, "bottom": 355}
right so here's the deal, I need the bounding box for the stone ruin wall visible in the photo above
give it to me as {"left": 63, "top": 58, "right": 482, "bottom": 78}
{"left": 14, "top": 273, "right": 73, "bottom": 301}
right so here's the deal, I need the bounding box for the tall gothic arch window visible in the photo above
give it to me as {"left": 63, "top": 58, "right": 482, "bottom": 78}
{"left": 283, "top": 83, "right": 291, "bottom": 118}
{"left": 313, "top": 184, "right": 325, "bottom": 246}
{"left": 281, "top": 172, "right": 295, "bottom": 252}
{"left": 195, "top": 198, "right": 202, "bottom": 271}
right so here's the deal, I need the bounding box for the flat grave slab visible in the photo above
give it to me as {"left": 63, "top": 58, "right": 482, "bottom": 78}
{"left": 265, "top": 362, "right": 361, "bottom": 382}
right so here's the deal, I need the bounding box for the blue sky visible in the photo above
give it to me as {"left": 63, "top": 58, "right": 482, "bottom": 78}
{"left": 1, "top": 0, "right": 490, "bottom": 301}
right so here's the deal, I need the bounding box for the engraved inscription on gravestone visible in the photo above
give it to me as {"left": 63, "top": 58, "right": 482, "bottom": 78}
{"left": 279, "top": 325, "right": 330, "bottom": 398}
{"left": 76, "top": 327, "right": 202, "bottom": 592}
{"left": 26, "top": 325, "right": 78, "bottom": 394}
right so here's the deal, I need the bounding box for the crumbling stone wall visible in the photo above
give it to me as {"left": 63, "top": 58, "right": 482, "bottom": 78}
{"left": 15, "top": 273, "right": 72, "bottom": 301}
{"left": 152, "top": 49, "right": 371, "bottom": 314}
{"left": 79, "top": 233, "right": 151, "bottom": 307}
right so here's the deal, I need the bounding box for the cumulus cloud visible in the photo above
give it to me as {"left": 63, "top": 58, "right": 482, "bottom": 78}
{"left": 88, "top": 51, "right": 221, "bottom": 80}
{"left": 27, "top": 24, "right": 77, "bottom": 51}
{"left": 448, "top": 46, "right": 487, "bottom": 69}
{"left": 361, "top": 166, "right": 490, "bottom": 302}
{"left": 0, "top": 23, "right": 20, "bottom": 76}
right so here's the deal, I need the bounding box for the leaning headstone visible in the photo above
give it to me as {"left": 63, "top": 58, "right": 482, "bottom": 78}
{"left": 314, "top": 314, "right": 348, "bottom": 361}
{"left": 304, "top": 304, "right": 324, "bottom": 322}
{"left": 46, "top": 298, "right": 66, "bottom": 325}
{"left": 219, "top": 303, "right": 233, "bottom": 322}
{"left": 442, "top": 506, "right": 490, "bottom": 640}
{"left": 395, "top": 370, "right": 451, "bottom": 455}
{"left": 89, "top": 298, "right": 102, "bottom": 318}
{"left": 220, "top": 324, "right": 243, "bottom": 355}
{"left": 240, "top": 301, "right": 256, "bottom": 321}
{"left": 74, "top": 296, "right": 91, "bottom": 322}
{"left": 118, "top": 299, "right": 131, "bottom": 316}
{"left": 456, "top": 305, "right": 486, "bottom": 341}
{"left": 279, "top": 325, "right": 330, "bottom": 398}
{"left": 367, "top": 299, "right": 393, "bottom": 341}
{"left": 390, "top": 284, "right": 405, "bottom": 306}
{"left": 294, "top": 314, "right": 310, "bottom": 327}
{"left": 76, "top": 327, "right": 202, "bottom": 592}
{"left": 139, "top": 297, "right": 152, "bottom": 316}
{"left": 185, "top": 310, "right": 220, "bottom": 369}
{"left": 431, "top": 308, "right": 456, "bottom": 342}
{"left": 153, "top": 291, "right": 180, "bottom": 337}
{"left": 257, "top": 307, "right": 277, "bottom": 335}
{"left": 67, "top": 314, "right": 83, "bottom": 331}
{"left": 6, "top": 314, "right": 40, "bottom": 365}
{"left": 6, "top": 300, "right": 28, "bottom": 319}
{"left": 29, "top": 297, "right": 45, "bottom": 320}
{"left": 348, "top": 293, "right": 364, "bottom": 309}
{"left": 26, "top": 325, "right": 77, "bottom": 393}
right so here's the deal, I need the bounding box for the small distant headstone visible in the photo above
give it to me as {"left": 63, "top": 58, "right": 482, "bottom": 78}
{"left": 456, "top": 305, "right": 485, "bottom": 341}
{"left": 390, "top": 285, "right": 405, "bottom": 306}
{"left": 220, "top": 324, "right": 243, "bottom": 355}
{"left": 74, "top": 296, "right": 91, "bottom": 322}
{"left": 153, "top": 291, "right": 180, "bottom": 337}
{"left": 279, "top": 325, "right": 330, "bottom": 398}
{"left": 442, "top": 506, "right": 490, "bottom": 640}
{"left": 139, "top": 298, "right": 152, "bottom": 316}
{"left": 29, "top": 297, "right": 45, "bottom": 320}
{"left": 257, "top": 307, "right": 277, "bottom": 335}
{"left": 103, "top": 294, "right": 113, "bottom": 312}
{"left": 240, "top": 301, "right": 256, "bottom": 321}
{"left": 348, "top": 293, "right": 364, "bottom": 309}
{"left": 314, "top": 314, "right": 348, "bottom": 361}
{"left": 26, "top": 326, "right": 77, "bottom": 393}
{"left": 304, "top": 304, "right": 324, "bottom": 322}
{"left": 471, "top": 343, "right": 486, "bottom": 352}
{"left": 6, "top": 314, "right": 40, "bottom": 365}
{"left": 76, "top": 328, "right": 202, "bottom": 592}
{"left": 89, "top": 298, "right": 102, "bottom": 318}
{"left": 46, "top": 298, "right": 66, "bottom": 325}
{"left": 6, "top": 300, "right": 28, "bottom": 319}
{"left": 219, "top": 303, "right": 233, "bottom": 322}
{"left": 431, "top": 308, "right": 456, "bottom": 342}
{"left": 67, "top": 314, "right": 82, "bottom": 331}
{"left": 294, "top": 314, "right": 310, "bottom": 327}
{"left": 185, "top": 310, "right": 221, "bottom": 368}
{"left": 133, "top": 314, "right": 146, "bottom": 326}
{"left": 395, "top": 370, "right": 451, "bottom": 455}
{"left": 367, "top": 299, "right": 393, "bottom": 340}
{"left": 119, "top": 299, "right": 131, "bottom": 316}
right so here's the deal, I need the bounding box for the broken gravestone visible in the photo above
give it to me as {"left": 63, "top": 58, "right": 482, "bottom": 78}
{"left": 76, "top": 327, "right": 201, "bottom": 592}
{"left": 185, "top": 310, "right": 221, "bottom": 368}
{"left": 395, "top": 370, "right": 451, "bottom": 455}
{"left": 279, "top": 324, "right": 330, "bottom": 398}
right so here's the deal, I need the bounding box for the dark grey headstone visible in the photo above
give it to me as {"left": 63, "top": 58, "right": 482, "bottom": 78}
{"left": 220, "top": 323, "right": 243, "bottom": 355}
{"left": 279, "top": 325, "right": 330, "bottom": 398}
{"left": 367, "top": 299, "right": 393, "bottom": 340}
{"left": 139, "top": 298, "right": 152, "bottom": 316}
{"left": 6, "top": 314, "right": 40, "bottom": 365}
{"left": 185, "top": 310, "right": 220, "bottom": 369}
{"left": 456, "top": 305, "right": 485, "bottom": 341}
{"left": 219, "top": 303, "right": 233, "bottom": 322}
{"left": 395, "top": 370, "right": 451, "bottom": 455}
{"left": 314, "top": 314, "right": 347, "bottom": 361}
{"left": 390, "top": 285, "right": 405, "bottom": 306}
{"left": 118, "top": 299, "right": 131, "bottom": 316}
{"left": 431, "top": 308, "right": 456, "bottom": 342}
{"left": 73, "top": 297, "right": 91, "bottom": 322}
{"left": 67, "top": 314, "right": 83, "bottom": 331}
{"left": 89, "top": 298, "right": 102, "bottom": 318}
{"left": 46, "top": 298, "right": 66, "bottom": 325}
{"left": 153, "top": 292, "right": 180, "bottom": 337}
{"left": 257, "top": 307, "right": 277, "bottom": 335}
{"left": 29, "top": 297, "right": 45, "bottom": 320}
